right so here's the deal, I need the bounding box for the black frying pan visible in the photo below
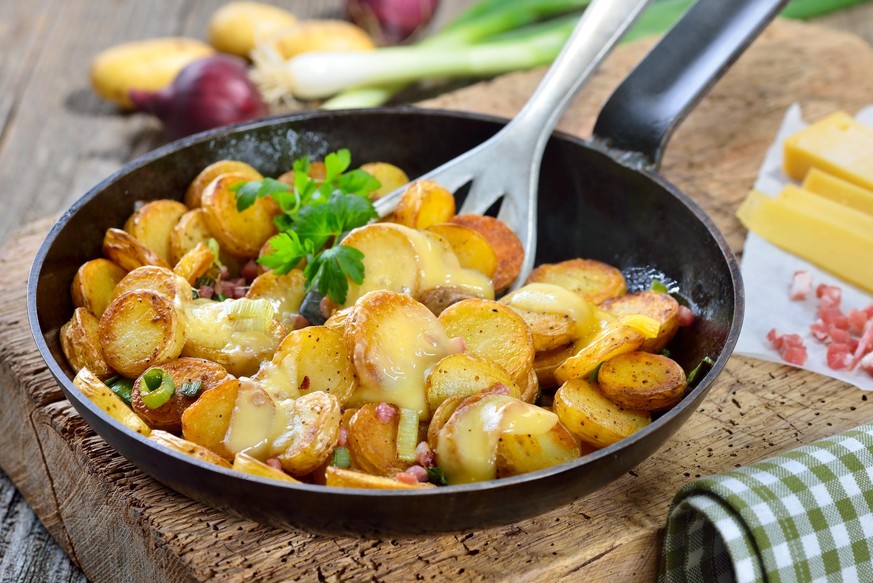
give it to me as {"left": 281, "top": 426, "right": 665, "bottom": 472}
{"left": 28, "top": 0, "right": 785, "bottom": 535}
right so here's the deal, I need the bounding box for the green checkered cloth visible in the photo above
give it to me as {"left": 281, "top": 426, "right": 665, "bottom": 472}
{"left": 660, "top": 425, "right": 873, "bottom": 583}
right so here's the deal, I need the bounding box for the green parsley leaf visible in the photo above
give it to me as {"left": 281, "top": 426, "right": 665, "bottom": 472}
{"left": 232, "top": 178, "right": 293, "bottom": 212}
{"left": 324, "top": 148, "right": 351, "bottom": 181}
{"left": 258, "top": 232, "right": 310, "bottom": 275}
{"left": 306, "top": 245, "right": 365, "bottom": 305}
{"left": 337, "top": 169, "right": 381, "bottom": 196}
{"left": 293, "top": 193, "right": 377, "bottom": 251}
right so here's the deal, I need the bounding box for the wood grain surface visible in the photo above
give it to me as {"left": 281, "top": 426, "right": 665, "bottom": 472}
{"left": 4, "top": 1, "right": 873, "bottom": 581}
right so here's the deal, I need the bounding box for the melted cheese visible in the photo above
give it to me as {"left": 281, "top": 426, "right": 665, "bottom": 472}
{"left": 436, "top": 395, "right": 558, "bottom": 484}
{"left": 783, "top": 112, "right": 873, "bottom": 190}
{"left": 504, "top": 283, "right": 596, "bottom": 338}
{"left": 222, "top": 379, "right": 287, "bottom": 459}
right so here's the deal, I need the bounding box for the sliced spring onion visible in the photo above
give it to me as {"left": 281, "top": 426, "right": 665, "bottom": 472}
{"left": 650, "top": 279, "right": 669, "bottom": 294}
{"left": 332, "top": 446, "right": 351, "bottom": 469}
{"left": 396, "top": 408, "right": 420, "bottom": 463}
{"left": 140, "top": 368, "right": 176, "bottom": 409}
{"left": 617, "top": 314, "right": 661, "bottom": 339}
{"left": 179, "top": 380, "right": 203, "bottom": 398}
{"left": 207, "top": 237, "right": 223, "bottom": 269}
{"left": 225, "top": 298, "right": 275, "bottom": 333}
{"left": 105, "top": 376, "right": 134, "bottom": 406}
{"left": 687, "top": 356, "right": 715, "bottom": 385}
{"left": 426, "top": 466, "right": 448, "bottom": 486}
{"left": 588, "top": 361, "right": 605, "bottom": 384}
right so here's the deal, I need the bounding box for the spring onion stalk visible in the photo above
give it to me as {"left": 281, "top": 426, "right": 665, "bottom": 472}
{"left": 141, "top": 368, "right": 176, "bottom": 410}
{"left": 396, "top": 408, "right": 420, "bottom": 462}
{"left": 331, "top": 446, "right": 352, "bottom": 468}
{"left": 225, "top": 298, "right": 275, "bottom": 333}
{"left": 782, "top": 0, "right": 872, "bottom": 18}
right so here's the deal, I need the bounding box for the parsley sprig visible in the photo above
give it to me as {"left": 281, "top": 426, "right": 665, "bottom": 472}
{"left": 231, "top": 149, "right": 380, "bottom": 305}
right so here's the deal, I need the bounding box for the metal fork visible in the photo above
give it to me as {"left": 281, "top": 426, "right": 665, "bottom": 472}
{"left": 375, "top": 0, "right": 652, "bottom": 289}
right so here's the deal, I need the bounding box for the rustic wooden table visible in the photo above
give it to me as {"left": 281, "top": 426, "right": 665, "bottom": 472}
{"left": 3, "top": 1, "right": 873, "bottom": 580}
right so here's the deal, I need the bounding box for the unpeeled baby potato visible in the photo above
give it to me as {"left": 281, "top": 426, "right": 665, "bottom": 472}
{"left": 264, "top": 20, "right": 375, "bottom": 60}
{"left": 208, "top": 2, "right": 298, "bottom": 57}
{"left": 90, "top": 38, "right": 215, "bottom": 108}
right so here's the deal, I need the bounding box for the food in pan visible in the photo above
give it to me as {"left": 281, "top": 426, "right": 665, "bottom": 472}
{"left": 61, "top": 150, "right": 701, "bottom": 488}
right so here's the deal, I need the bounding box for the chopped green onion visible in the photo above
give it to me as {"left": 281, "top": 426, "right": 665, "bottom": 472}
{"left": 225, "top": 298, "right": 275, "bottom": 333}
{"left": 331, "top": 446, "right": 351, "bottom": 469}
{"left": 659, "top": 348, "right": 672, "bottom": 358}
{"left": 588, "top": 361, "right": 605, "bottom": 384}
{"left": 686, "top": 356, "right": 715, "bottom": 385}
{"left": 426, "top": 466, "right": 448, "bottom": 486}
{"left": 179, "top": 380, "right": 203, "bottom": 398}
{"left": 396, "top": 408, "right": 420, "bottom": 463}
{"left": 140, "top": 368, "right": 176, "bottom": 409}
{"left": 207, "top": 238, "right": 223, "bottom": 269}
{"left": 216, "top": 293, "right": 228, "bottom": 302}
{"left": 105, "top": 376, "right": 133, "bottom": 406}
{"left": 650, "top": 279, "right": 669, "bottom": 294}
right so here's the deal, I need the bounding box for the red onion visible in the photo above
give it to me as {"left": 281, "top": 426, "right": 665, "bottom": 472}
{"left": 346, "top": 0, "right": 440, "bottom": 45}
{"left": 129, "top": 54, "right": 266, "bottom": 140}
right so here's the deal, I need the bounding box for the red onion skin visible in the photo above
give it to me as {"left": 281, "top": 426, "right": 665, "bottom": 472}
{"left": 129, "top": 54, "right": 266, "bottom": 139}
{"left": 346, "top": 0, "right": 440, "bottom": 45}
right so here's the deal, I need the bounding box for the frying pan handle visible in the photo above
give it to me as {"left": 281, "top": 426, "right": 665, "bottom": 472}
{"left": 592, "top": 0, "right": 789, "bottom": 170}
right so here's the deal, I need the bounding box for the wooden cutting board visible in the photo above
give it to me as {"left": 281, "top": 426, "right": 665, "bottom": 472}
{"left": 5, "top": 19, "right": 873, "bottom": 582}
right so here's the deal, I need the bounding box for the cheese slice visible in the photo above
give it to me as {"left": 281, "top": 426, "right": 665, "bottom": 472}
{"left": 783, "top": 111, "right": 873, "bottom": 190}
{"left": 736, "top": 190, "right": 873, "bottom": 293}
{"left": 775, "top": 184, "right": 873, "bottom": 235}
{"left": 802, "top": 168, "right": 873, "bottom": 217}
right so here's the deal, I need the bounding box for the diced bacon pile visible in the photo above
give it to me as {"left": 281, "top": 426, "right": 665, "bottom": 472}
{"left": 768, "top": 271, "right": 873, "bottom": 376}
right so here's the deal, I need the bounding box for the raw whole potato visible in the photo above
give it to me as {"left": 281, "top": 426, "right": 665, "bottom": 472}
{"left": 425, "top": 353, "right": 521, "bottom": 413}
{"left": 597, "top": 352, "right": 687, "bottom": 411}
{"left": 149, "top": 429, "right": 232, "bottom": 469}
{"left": 60, "top": 307, "right": 114, "bottom": 379}
{"left": 201, "top": 172, "right": 278, "bottom": 258}
{"left": 392, "top": 180, "right": 456, "bottom": 230}
{"left": 184, "top": 160, "right": 262, "bottom": 209}
{"left": 123, "top": 199, "right": 189, "bottom": 264}
{"left": 527, "top": 258, "right": 627, "bottom": 305}
{"left": 553, "top": 377, "right": 650, "bottom": 448}
{"left": 346, "top": 403, "right": 407, "bottom": 476}
{"left": 270, "top": 391, "right": 342, "bottom": 476}
{"left": 181, "top": 378, "right": 241, "bottom": 459}
{"left": 73, "top": 368, "right": 151, "bottom": 436}
{"left": 448, "top": 214, "right": 524, "bottom": 292}
{"left": 99, "top": 290, "right": 186, "bottom": 378}
{"left": 426, "top": 223, "right": 498, "bottom": 280}
{"left": 208, "top": 2, "right": 298, "bottom": 57}
{"left": 103, "top": 228, "right": 169, "bottom": 271}
{"left": 340, "top": 224, "right": 421, "bottom": 307}
{"left": 359, "top": 162, "right": 409, "bottom": 201}
{"left": 600, "top": 291, "right": 680, "bottom": 353}
{"left": 110, "top": 265, "right": 192, "bottom": 304}
{"left": 325, "top": 466, "right": 434, "bottom": 490}
{"left": 264, "top": 20, "right": 375, "bottom": 61}
{"left": 70, "top": 258, "right": 127, "bottom": 318}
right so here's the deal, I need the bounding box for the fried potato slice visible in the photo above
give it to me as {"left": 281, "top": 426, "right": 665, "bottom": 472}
{"left": 149, "top": 429, "right": 232, "bottom": 469}
{"left": 110, "top": 265, "right": 192, "bottom": 304}
{"left": 173, "top": 242, "right": 215, "bottom": 285}
{"left": 181, "top": 377, "right": 240, "bottom": 459}
{"left": 103, "top": 227, "right": 169, "bottom": 271}
{"left": 553, "top": 325, "right": 646, "bottom": 386}
{"left": 346, "top": 403, "right": 407, "bottom": 476}
{"left": 534, "top": 341, "right": 583, "bottom": 390}
{"left": 553, "top": 378, "right": 650, "bottom": 448}
{"left": 61, "top": 307, "right": 114, "bottom": 379}
{"left": 500, "top": 283, "right": 597, "bottom": 352}
{"left": 71, "top": 258, "right": 127, "bottom": 318}
{"left": 359, "top": 161, "right": 409, "bottom": 201}
{"left": 426, "top": 223, "right": 498, "bottom": 279}
{"left": 600, "top": 291, "right": 680, "bottom": 353}
{"left": 425, "top": 353, "right": 521, "bottom": 413}
{"left": 271, "top": 391, "right": 342, "bottom": 476}
{"left": 416, "top": 286, "right": 481, "bottom": 317}
{"left": 427, "top": 395, "right": 466, "bottom": 450}
{"left": 325, "top": 466, "right": 434, "bottom": 489}
{"left": 340, "top": 224, "right": 421, "bottom": 307}
{"left": 527, "top": 258, "right": 626, "bottom": 305}
{"left": 448, "top": 214, "right": 523, "bottom": 292}
{"left": 495, "top": 422, "right": 579, "bottom": 478}
{"left": 169, "top": 209, "right": 213, "bottom": 265}
{"left": 123, "top": 199, "right": 189, "bottom": 264}
{"left": 73, "top": 368, "right": 150, "bottom": 436}
{"left": 323, "top": 305, "right": 354, "bottom": 332}
{"left": 185, "top": 160, "right": 262, "bottom": 208}
{"left": 520, "top": 367, "right": 540, "bottom": 404}
{"left": 254, "top": 325, "right": 357, "bottom": 404}
{"left": 598, "top": 352, "right": 687, "bottom": 411}
{"left": 99, "top": 290, "right": 186, "bottom": 378}
{"left": 438, "top": 299, "right": 534, "bottom": 388}
{"left": 245, "top": 269, "right": 306, "bottom": 328}
{"left": 222, "top": 378, "right": 279, "bottom": 459}
{"left": 232, "top": 452, "right": 300, "bottom": 483}
{"left": 201, "top": 172, "right": 278, "bottom": 258}
{"left": 130, "top": 357, "right": 230, "bottom": 433}
{"left": 392, "top": 180, "right": 456, "bottom": 230}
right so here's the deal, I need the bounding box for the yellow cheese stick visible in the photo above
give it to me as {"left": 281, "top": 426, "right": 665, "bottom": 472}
{"left": 802, "top": 168, "right": 873, "bottom": 217}
{"left": 783, "top": 112, "right": 873, "bottom": 190}
{"left": 736, "top": 190, "right": 873, "bottom": 293}
{"left": 775, "top": 184, "right": 873, "bottom": 235}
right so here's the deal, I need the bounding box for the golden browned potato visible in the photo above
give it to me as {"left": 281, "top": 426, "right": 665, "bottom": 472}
{"left": 130, "top": 357, "right": 231, "bottom": 433}
{"left": 425, "top": 353, "right": 521, "bottom": 413}
{"left": 254, "top": 325, "right": 357, "bottom": 404}
{"left": 534, "top": 341, "right": 582, "bottom": 390}
{"left": 500, "top": 283, "right": 597, "bottom": 352}
{"left": 245, "top": 269, "right": 306, "bottom": 328}
{"left": 427, "top": 395, "right": 466, "bottom": 449}
{"left": 346, "top": 403, "right": 407, "bottom": 477}
{"left": 527, "top": 258, "right": 626, "bottom": 305}
{"left": 600, "top": 291, "right": 680, "bottom": 353}
{"left": 123, "top": 199, "right": 189, "bottom": 264}
{"left": 71, "top": 258, "right": 127, "bottom": 318}
{"left": 448, "top": 214, "right": 524, "bottom": 292}
{"left": 103, "top": 228, "right": 169, "bottom": 271}
{"left": 392, "top": 180, "right": 456, "bottom": 230}
{"left": 99, "top": 290, "right": 186, "bottom": 378}
{"left": 340, "top": 224, "right": 421, "bottom": 307}
{"left": 426, "top": 223, "right": 498, "bottom": 279}
{"left": 597, "top": 352, "right": 687, "bottom": 411}
{"left": 60, "top": 308, "right": 114, "bottom": 379}
{"left": 359, "top": 162, "right": 409, "bottom": 201}
{"left": 323, "top": 305, "right": 354, "bottom": 332}
{"left": 201, "top": 173, "right": 278, "bottom": 258}
{"left": 553, "top": 377, "right": 650, "bottom": 448}
{"left": 553, "top": 325, "right": 646, "bottom": 386}
{"left": 232, "top": 452, "right": 301, "bottom": 483}
{"left": 73, "top": 368, "right": 151, "bottom": 436}
{"left": 276, "top": 161, "right": 326, "bottom": 186}
{"left": 169, "top": 209, "right": 213, "bottom": 264}
{"left": 520, "top": 367, "right": 539, "bottom": 404}
{"left": 325, "top": 466, "right": 434, "bottom": 490}
{"left": 207, "top": 2, "right": 298, "bottom": 57}
{"left": 110, "top": 265, "right": 192, "bottom": 304}
{"left": 438, "top": 298, "right": 535, "bottom": 389}
{"left": 185, "top": 161, "right": 262, "bottom": 209}
{"left": 416, "top": 286, "right": 480, "bottom": 317}
{"left": 495, "top": 423, "right": 579, "bottom": 478}
{"left": 173, "top": 242, "right": 215, "bottom": 285}
{"left": 270, "top": 391, "right": 342, "bottom": 476}
{"left": 264, "top": 20, "right": 375, "bottom": 61}
{"left": 149, "top": 430, "right": 232, "bottom": 469}
{"left": 181, "top": 378, "right": 240, "bottom": 459}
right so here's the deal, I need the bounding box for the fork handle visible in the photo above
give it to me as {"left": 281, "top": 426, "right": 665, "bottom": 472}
{"left": 593, "top": 0, "right": 789, "bottom": 170}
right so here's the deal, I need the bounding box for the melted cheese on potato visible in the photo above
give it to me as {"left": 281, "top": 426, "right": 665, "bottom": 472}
{"left": 503, "top": 282, "right": 596, "bottom": 337}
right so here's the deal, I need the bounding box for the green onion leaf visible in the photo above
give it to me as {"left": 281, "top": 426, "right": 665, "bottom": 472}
{"left": 588, "top": 361, "right": 605, "bottom": 384}
{"left": 140, "top": 368, "right": 176, "bottom": 409}
{"left": 396, "top": 408, "right": 420, "bottom": 463}
{"left": 206, "top": 238, "right": 223, "bottom": 269}
{"left": 650, "top": 279, "right": 668, "bottom": 294}
{"left": 105, "top": 376, "right": 134, "bottom": 406}
{"left": 179, "top": 380, "right": 203, "bottom": 398}
{"left": 686, "top": 356, "right": 715, "bottom": 385}
{"left": 331, "top": 446, "right": 351, "bottom": 469}
{"left": 426, "top": 466, "right": 448, "bottom": 486}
